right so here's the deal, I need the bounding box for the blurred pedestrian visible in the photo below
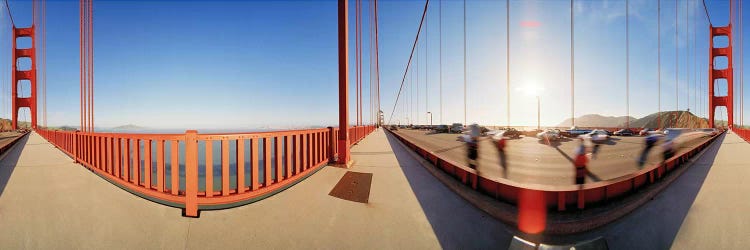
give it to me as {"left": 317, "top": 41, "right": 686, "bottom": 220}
{"left": 574, "top": 138, "right": 588, "bottom": 185}
{"left": 639, "top": 134, "right": 660, "bottom": 167}
{"left": 495, "top": 135, "right": 508, "bottom": 176}
{"left": 465, "top": 124, "right": 480, "bottom": 169}
{"left": 662, "top": 138, "right": 675, "bottom": 165}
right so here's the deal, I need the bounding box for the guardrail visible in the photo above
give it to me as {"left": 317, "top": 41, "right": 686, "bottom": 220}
{"left": 37, "top": 125, "right": 376, "bottom": 217}
{"left": 386, "top": 128, "right": 721, "bottom": 211}
{"left": 734, "top": 128, "right": 750, "bottom": 143}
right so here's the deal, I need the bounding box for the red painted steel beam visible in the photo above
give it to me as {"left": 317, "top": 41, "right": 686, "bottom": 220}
{"left": 337, "top": 0, "right": 351, "bottom": 165}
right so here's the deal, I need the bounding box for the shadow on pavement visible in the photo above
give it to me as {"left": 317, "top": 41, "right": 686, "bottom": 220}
{"left": 383, "top": 131, "right": 513, "bottom": 249}
{"left": 0, "top": 135, "right": 29, "bottom": 197}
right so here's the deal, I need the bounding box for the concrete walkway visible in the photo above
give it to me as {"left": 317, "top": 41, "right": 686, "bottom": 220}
{"left": 0, "top": 130, "right": 513, "bottom": 249}
{"left": 671, "top": 132, "right": 750, "bottom": 249}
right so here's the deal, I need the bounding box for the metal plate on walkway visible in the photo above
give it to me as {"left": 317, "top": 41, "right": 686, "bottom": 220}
{"left": 329, "top": 171, "right": 373, "bottom": 203}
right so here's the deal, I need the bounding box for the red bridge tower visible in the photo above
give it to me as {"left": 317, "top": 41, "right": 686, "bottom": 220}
{"left": 708, "top": 25, "right": 733, "bottom": 129}
{"left": 12, "top": 26, "right": 38, "bottom": 130}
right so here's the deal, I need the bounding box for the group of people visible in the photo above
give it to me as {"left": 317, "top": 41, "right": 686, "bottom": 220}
{"left": 573, "top": 132, "right": 675, "bottom": 185}
{"left": 462, "top": 124, "right": 510, "bottom": 177}
{"left": 462, "top": 125, "right": 677, "bottom": 186}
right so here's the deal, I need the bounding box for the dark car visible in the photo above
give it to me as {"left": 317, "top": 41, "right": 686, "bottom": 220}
{"left": 434, "top": 125, "right": 449, "bottom": 133}
{"left": 498, "top": 128, "right": 522, "bottom": 139}
{"left": 389, "top": 125, "right": 398, "bottom": 131}
{"left": 450, "top": 123, "right": 464, "bottom": 133}
{"left": 614, "top": 129, "right": 635, "bottom": 136}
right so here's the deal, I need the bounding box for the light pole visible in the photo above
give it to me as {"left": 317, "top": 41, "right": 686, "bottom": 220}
{"left": 427, "top": 112, "right": 433, "bottom": 126}
{"left": 537, "top": 96, "right": 541, "bottom": 131}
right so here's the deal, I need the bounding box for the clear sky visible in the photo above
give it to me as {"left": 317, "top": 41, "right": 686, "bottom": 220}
{"left": 0, "top": 0, "right": 747, "bottom": 130}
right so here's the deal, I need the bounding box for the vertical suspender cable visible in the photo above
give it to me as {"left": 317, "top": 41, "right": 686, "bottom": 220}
{"left": 79, "top": 0, "right": 84, "bottom": 131}
{"left": 675, "top": 0, "right": 678, "bottom": 127}
{"left": 658, "top": 0, "right": 662, "bottom": 129}
{"left": 463, "top": 0, "right": 467, "bottom": 126}
{"left": 89, "top": 0, "right": 94, "bottom": 131}
{"left": 425, "top": 9, "right": 428, "bottom": 125}
{"left": 571, "top": 0, "right": 575, "bottom": 127}
{"left": 44, "top": 0, "right": 47, "bottom": 127}
{"left": 688, "top": 0, "right": 692, "bottom": 126}
{"left": 368, "top": 0, "right": 372, "bottom": 125}
{"left": 740, "top": 0, "right": 743, "bottom": 127}
{"left": 416, "top": 36, "right": 419, "bottom": 124}
{"left": 375, "top": 0, "right": 380, "bottom": 126}
{"left": 439, "top": 0, "right": 442, "bottom": 125}
{"left": 626, "top": 0, "right": 629, "bottom": 128}
{"left": 508, "top": 0, "right": 511, "bottom": 128}
{"left": 356, "top": 0, "right": 360, "bottom": 126}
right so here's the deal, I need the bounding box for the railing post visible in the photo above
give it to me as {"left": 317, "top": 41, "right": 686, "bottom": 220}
{"left": 184, "top": 130, "right": 199, "bottom": 217}
{"left": 328, "top": 127, "right": 335, "bottom": 163}
{"left": 73, "top": 130, "right": 79, "bottom": 163}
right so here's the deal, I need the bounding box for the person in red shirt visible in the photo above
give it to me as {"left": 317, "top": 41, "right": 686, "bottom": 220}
{"left": 574, "top": 138, "right": 588, "bottom": 185}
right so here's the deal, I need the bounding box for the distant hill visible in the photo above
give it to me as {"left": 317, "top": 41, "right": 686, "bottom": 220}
{"left": 622, "top": 111, "right": 708, "bottom": 129}
{"left": 112, "top": 124, "right": 145, "bottom": 131}
{"left": 556, "top": 111, "right": 717, "bottom": 129}
{"left": 557, "top": 114, "right": 635, "bottom": 128}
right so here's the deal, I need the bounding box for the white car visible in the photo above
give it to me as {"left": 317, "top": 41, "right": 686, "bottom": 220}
{"left": 580, "top": 130, "right": 610, "bottom": 143}
{"left": 536, "top": 129, "right": 562, "bottom": 141}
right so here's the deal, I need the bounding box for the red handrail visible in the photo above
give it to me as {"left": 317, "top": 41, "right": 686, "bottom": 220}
{"left": 36, "top": 125, "right": 377, "bottom": 216}
{"left": 734, "top": 128, "right": 750, "bottom": 143}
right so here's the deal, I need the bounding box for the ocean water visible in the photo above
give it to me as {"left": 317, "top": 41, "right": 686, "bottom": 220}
{"left": 114, "top": 131, "right": 319, "bottom": 193}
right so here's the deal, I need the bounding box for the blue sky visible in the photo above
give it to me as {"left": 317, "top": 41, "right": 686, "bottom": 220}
{"left": 0, "top": 0, "right": 747, "bottom": 129}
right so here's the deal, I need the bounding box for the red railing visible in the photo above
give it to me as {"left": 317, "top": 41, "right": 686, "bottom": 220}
{"left": 734, "top": 128, "right": 750, "bottom": 143}
{"left": 36, "top": 125, "right": 376, "bottom": 216}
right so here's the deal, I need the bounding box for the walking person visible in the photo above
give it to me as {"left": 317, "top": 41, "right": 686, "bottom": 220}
{"left": 639, "top": 134, "right": 660, "bottom": 167}
{"left": 464, "top": 124, "right": 480, "bottom": 169}
{"left": 662, "top": 138, "right": 675, "bottom": 165}
{"left": 495, "top": 135, "right": 508, "bottom": 177}
{"left": 574, "top": 138, "right": 588, "bottom": 185}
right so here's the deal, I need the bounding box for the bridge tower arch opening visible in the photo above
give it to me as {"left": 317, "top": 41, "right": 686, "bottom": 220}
{"left": 708, "top": 25, "right": 734, "bottom": 129}
{"left": 12, "top": 27, "right": 38, "bottom": 130}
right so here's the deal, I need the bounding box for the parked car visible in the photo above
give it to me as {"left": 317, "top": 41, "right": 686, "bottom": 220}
{"left": 434, "top": 125, "right": 449, "bottom": 133}
{"left": 564, "top": 126, "right": 593, "bottom": 138}
{"left": 614, "top": 129, "right": 635, "bottom": 136}
{"left": 480, "top": 126, "right": 490, "bottom": 136}
{"left": 580, "top": 129, "right": 610, "bottom": 143}
{"left": 639, "top": 128, "right": 652, "bottom": 136}
{"left": 493, "top": 128, "right": 523, "bottom": 139}
{"left": 537, "top": 129, "right": 563, "bottom": 141}
{"left": 450, "top": 123, "right": 464, "bottom": 133}
{"left": 640, "top": 128, "right": 665, "bottom": 136}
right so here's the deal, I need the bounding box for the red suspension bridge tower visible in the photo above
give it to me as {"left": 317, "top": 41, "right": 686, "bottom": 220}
{"left": 11, "top": 26, "right": 38, "bottom": 130}
{"left": 709, "top": 24, "right": 734, "bottom": 129}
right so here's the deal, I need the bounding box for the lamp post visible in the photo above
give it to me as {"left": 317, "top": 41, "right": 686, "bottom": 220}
{"left": 427, "top": 112, "right": 433, "bottom": 126}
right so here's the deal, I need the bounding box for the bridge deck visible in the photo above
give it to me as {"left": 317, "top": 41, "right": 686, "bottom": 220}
{"left": 0, "top": 130, "right": 748, "bottom": 249}
{"left": 671, "top": 131, "right": 750, "bottom": 249}
{"left": 0, "top": 130, "right": 511, "bottom": 249}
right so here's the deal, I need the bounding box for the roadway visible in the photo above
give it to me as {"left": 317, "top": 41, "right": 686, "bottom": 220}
{"left": 0, "top": 131, "right": 24, "bottom": 149}
{"left": 393, "top": 128, "right": 713, "bottom": 186}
